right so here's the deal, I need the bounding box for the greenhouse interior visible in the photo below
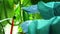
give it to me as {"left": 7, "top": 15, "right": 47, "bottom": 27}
{"left": 0, "top": 0, "right": 60, "bottom": 34}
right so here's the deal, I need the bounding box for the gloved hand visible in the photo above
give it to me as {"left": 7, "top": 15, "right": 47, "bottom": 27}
{"left": 21, "top": 19, "right": 51, "bottom": 34}
{"left": 22, "top": 1, "right": 60, "bottom": 19}
{"left": 21, "top": 16, "right": 60, "bottom": 34}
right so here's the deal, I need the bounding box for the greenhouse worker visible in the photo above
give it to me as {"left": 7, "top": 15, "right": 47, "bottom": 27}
{"left": 21, "top": 1, "right": 60, "bottom": 34}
